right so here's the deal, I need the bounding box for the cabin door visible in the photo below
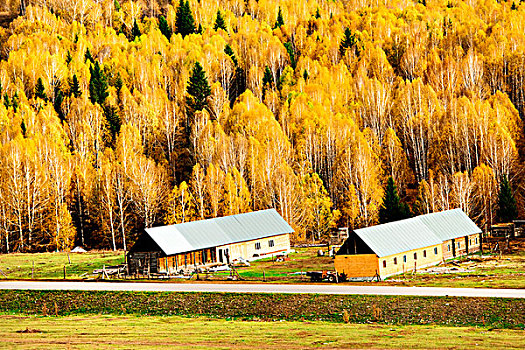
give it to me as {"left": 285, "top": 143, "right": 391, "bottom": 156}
{"left": 218, "top": 249, "right": 223, "bottom": 263}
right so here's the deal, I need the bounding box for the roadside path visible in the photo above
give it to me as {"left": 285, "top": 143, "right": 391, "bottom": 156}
{"left": 0, "top": 281, "right": 524, "bottom": 298}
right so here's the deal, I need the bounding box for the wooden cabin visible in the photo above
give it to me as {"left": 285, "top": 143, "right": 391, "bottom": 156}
{"left": 335, "top": 209, "right": 482, "bottom": 280}
{"left": 128, "top": 209, "right": 293, "bottom": 275}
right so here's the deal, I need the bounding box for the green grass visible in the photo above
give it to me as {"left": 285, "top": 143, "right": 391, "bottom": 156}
{"left": 0, "top": 244, "right": 524, "bottom": 288}
{"left": 0, "top": 314, "right": 523, "bottom": 349}
{"left": 1, "top": 290, "right": 523, "bottom": 329}
{"left": 0, "top": 251, "right": 125, "bottom": 279}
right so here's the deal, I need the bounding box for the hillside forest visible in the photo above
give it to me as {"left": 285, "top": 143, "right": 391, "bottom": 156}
{"left": 0, "top": 0, "right": 524, "bottom": 252}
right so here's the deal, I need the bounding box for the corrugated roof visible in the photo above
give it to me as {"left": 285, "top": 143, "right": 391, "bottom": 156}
{"left": 353, "top": 209, "right": 481, "bottom": 258}
{"left": 354, "top": 218, "right": 443, "bottom": 258}
{"left": 145, "top": 209, "right": 294, "bottom": 256}
{"left": 418, "top": 208, "right": 482, "bottom": 241}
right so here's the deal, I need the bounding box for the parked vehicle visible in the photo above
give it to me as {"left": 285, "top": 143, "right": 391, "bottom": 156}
{"left": 306, "top": 270, "right": 347, "bottom": 283}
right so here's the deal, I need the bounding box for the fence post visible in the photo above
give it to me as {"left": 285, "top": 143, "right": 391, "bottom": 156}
{"left": 63, "top": 265, "right": 66, "bottom": 280}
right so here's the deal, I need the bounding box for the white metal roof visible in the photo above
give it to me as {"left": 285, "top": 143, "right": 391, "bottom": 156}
{"left": 418, "top": 208, "right": 482, "bottom": 241}
{"left": 353, "top": 209, "right": 481, "bottom": 258}
{"left": 145, "top": 209, "right": 294, "bottom": 256}
{"left": 354, "top": 217, "right": 443, "bottom": 258}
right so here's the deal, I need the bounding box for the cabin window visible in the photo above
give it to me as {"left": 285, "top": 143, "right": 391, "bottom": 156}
{"left": 423, "top": 250, "right": 427, "bottom": 258}
{"left": 414, "top": 252, "right": 417, "bottom": 260}
{"left": 393, "top": 257, "right": 397, "bottom": 265}
{"left": 457, "top": 242, "right": 460, "bottom": 248}
{"left": 268, "top": 239, "right": 275, "bottom": 248}
{"left": 403, "top": 255, "right": 407, "bottom": 263}
{"left": 383, "top": 260, "right": 386, "bottom": 268}
{"left": 255, "top": 242, "right": 261, "bottom": 250}
{"left": 448, "top": 245, "right": 450, "bottom": 252}
{"left": 475, "top": 238, "right": 478, "bottom": 244}
{"left": 434, "top": 247, "right": 438, "bottom": 255}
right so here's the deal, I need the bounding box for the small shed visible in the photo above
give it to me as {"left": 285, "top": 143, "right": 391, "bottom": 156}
{"left": 128, "top": 209, "right": 293, "bottom": 275}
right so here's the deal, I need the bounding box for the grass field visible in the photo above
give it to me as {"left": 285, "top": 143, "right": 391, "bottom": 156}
{"left": 1, "top": 290, "right": 523, "bottom": 329}
{"left": 0, "top": 241, "right": 524, "bottom": 288}
{"left": 1, "top": 314, "right": 524, "bottom": 349}
{"left": 0, "top": 251, "right": 124, "bottom": 279}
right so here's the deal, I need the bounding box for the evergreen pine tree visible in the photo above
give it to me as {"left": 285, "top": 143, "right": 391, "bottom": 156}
{"left": 274, "top": 7, "right": 285, "bottom": 29}
{"left": 3, "top": 93, "right": 10, "bottom": 109}
{"left": 20, "top": 119, "right": 26, "bottom": 137}
{"left": 89, "top": 61, "right": 109, "bottom": 105}
{"left": 12, "top": 92, "right": 19, "bottom": 113}
{"left": 85, "top": 48, "right": 94, "bottom": 64}
{"left": 54, "top": 86, "right": 65, "bottom": 121}
{"left": 159, "top": 16, "right": 172, "bottom": 40}
{"left": 103, "top": 104, "right": 121, "bottom": 144}
{"left": 132, "top": 19, "right": 141, "bottom": 41}
{"left": 511, "top": 1, "right": 518, "bottom": 10}
{"left": 379, "top": 177, "right": 410, "bottom": 224}
{"left": 224, "top": 44, "right": 238, "bottom": 66}
{"left": 186, "top": 61, "right": 211, "bottom": 115}
{"left": 214, "top": 9, "right": 227, "bottom": 31}
{"left": 114, "top": 73, "right": 123, "bottom": 95}
{"left": 262, "top": 66, "right": 274, "bottom": 99}
{"left": 224, "top": 44, "right": 245, "bottom": 105}
{"left": 315, "top": 8, "right": 321, "bottom": 19}
{"left": 197, "top": 23, "right": 203, "bottom": 34}
{"left": 284, "top": 42, "right": 296, "bottom": 69}
{"left": 70, "top": 74, "right": 82, "bottom": 98}
{"left": 339, "top": 28, "right": 358, "bottom": 57}
{"left": 497, "top": 175, "right": 518, "bottom": 223}
{"left": 175, "top": 0, "right": 196, "bottom": 37}
{"left": 35, "top": 78, "right": 47, "bottom": 101}
{"left": 303, "top": 69, "right": 309, "bottom": 80}
{"left": 66, "top": 50, "right": 73, "bottom": 65}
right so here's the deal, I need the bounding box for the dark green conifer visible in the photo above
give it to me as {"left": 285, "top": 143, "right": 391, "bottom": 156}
{"left": 176, "top": 0, "right": 196, "bottom": 37}
{"left": 197, "top": 23, "right": 203, "bottom": 34}
{"left": 262, "top": 66, "right": 274, "bottom": 100}
{"left": 379, "top": 177, "right": 411, "bottom": 224}
{"left": 3, "top": 93, "right": 10, "bottom": 109}
{"left": 35, "top": 78, "right": 47, "bottom": 101}
{"left": 89, "top": 61, "right": 109, "bottom": 105}
{"left": 70, "top": 74, "right": 82, "bottom": 98}
{"left": 12, "top": 92, "right": 19, "bottom": 113}
{"left": 103, "top": 104, "right": 121, "bottom": 143}
{"left": 284, "top": 42, "right": 296, "bottom": 69}
{"left": 132, "top": 19, "right": 141, "bottom": 41}
{"left": 159, "top": 16, "right": 172, "bottom": 40}
{"left": 114, "top": 73, "right": 123, "bottom": 95}
{"left": 214, "top": 10, "right": 227, "bottom": 31}
{"left": 224, "top": 44, "right": 238, "bottom": 66}
{"left": 511, "top": 2, "right": 518, "bottom": 10}
{"left": 85, "top": 48, "right": 94, "bottom": 64}
{"left": 274, "top": 7, "right": 284, "bottom": 29}
{"left": 339, "top": 28, "right": 358, "bottom": 57}
{"left": 66, "top": 50, "right": 73, "bottom": 65}
{"left": 497, "top": 175, "right": 518, "bottom": 223}
{"left": 186, "top": 61, "right": 211, "bottom": 115}
{"left": 21, "top": 119, "right": 27, "bottom": 137}
{"left": 303, "top": 69, "right": 309, "bottom": 80}
{"left": 54, "top": 81, "right": 65, "bottom": 121}
{"left": 315, "top": 8, "right": 321, "bottom": 19}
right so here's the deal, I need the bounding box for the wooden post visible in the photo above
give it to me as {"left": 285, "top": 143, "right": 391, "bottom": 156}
{"left": 63, "top": 265, "right": 66, "bottom": 280}
{"left": 263, "top": 270, "right": 266, "bottom": 282}
{"left": 32, "top": 261, "right": 34, "bottom": 279}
